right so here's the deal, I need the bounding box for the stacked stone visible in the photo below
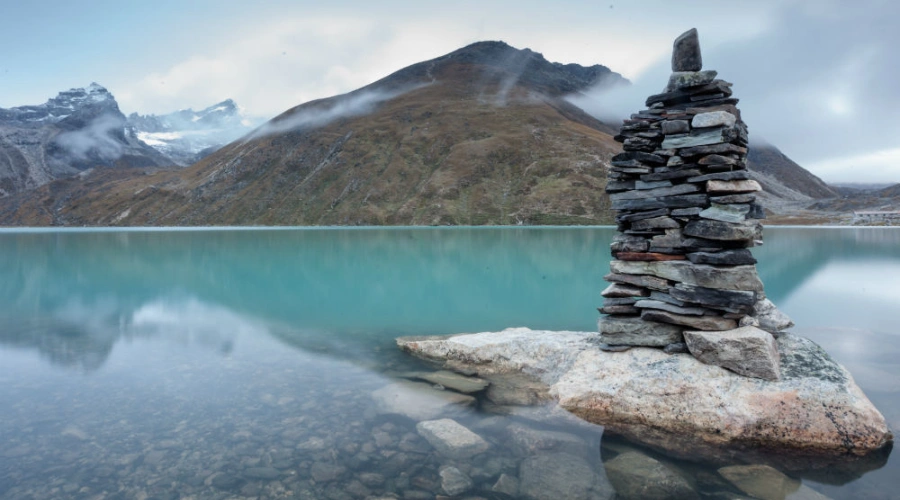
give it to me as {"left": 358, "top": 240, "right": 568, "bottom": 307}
{"left": 598, "top": 29, "right": 792, "bottom": 380}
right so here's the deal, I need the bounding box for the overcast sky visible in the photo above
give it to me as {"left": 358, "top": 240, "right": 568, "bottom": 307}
{"left": 1, "top": 0, "right": 897, "bottom": 183}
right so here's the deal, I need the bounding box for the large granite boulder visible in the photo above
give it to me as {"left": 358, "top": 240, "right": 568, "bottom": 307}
{"left": 398, "top": 328, "right": 892, "bottom": 455}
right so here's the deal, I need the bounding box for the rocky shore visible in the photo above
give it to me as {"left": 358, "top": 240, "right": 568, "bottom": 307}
{"left": 397, "top": 328, "right": 893, "bottom": 456}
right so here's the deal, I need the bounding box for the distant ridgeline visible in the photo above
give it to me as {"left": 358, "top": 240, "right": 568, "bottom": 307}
{"left": 599, "top": 29, "right": 793, "bottom": 380}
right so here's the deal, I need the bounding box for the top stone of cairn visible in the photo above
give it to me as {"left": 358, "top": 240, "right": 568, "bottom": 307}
{"left": 672, "top": 28, "right": 702, "bottom": 71}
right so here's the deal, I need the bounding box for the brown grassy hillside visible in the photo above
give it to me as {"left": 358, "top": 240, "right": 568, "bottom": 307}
{"left": 0, "top": 43, "right": 623, "bottom": 226}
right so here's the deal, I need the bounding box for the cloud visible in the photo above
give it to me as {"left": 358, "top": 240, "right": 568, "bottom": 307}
{"left": 248, "top": 84, "right": 424, "bottom": 140}
{"left": 54, "top": 114, "right": 126, "bottom": 160}
{"left": 569, "top": 1, "right": 900, "bottom": 182}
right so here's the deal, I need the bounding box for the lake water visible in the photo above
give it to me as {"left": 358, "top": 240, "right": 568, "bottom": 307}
{"left": 0, "top": 227, "right": 897, "bottom": 499}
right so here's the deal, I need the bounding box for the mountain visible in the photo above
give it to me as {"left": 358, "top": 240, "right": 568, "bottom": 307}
{"left": 0, "top": 83, "right": 172, "bottom": 197}
{"left": 746, "top": 143, "right": 838, "bottom": 200}
{"left": 128, "top": 99, "right": 259, "bottom": 165}
{"left": 0, "top": 42, "right": 837, "bottom": 226}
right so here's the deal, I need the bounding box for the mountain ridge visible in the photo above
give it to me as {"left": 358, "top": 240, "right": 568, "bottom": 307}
{"left": 0, "top": 41, "right": 841, "bottom": 226}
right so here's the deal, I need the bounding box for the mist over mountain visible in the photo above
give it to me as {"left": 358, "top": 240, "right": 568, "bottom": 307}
{"left": 0, "top": 83, "right": 171, "bottom": 196}
{"left": 128, "top": 100, "right": 260, "bottom": 165}
{"left": 0, "top": 41, "right": 842, "bottom": 226}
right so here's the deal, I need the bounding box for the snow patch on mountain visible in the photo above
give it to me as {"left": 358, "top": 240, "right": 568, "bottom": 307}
{"left": 128, "top": 99, "right": 261, "bottom": 165}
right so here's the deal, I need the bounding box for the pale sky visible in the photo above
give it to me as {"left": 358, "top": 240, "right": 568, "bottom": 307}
{"left": 1, "top": 0, "right": 897, "bottom": 183}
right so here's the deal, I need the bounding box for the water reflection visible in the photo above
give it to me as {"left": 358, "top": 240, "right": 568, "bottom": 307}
{"left": 0, "top": 227, "right": 898, "bottom": 499}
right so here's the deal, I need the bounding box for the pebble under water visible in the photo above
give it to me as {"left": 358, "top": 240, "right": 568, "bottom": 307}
{"left": 0, "top": 227, "right": 897, "bottom": 499}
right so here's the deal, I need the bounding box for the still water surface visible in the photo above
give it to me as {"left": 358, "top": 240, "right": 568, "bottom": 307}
{"left": 0, "top": 227, "right": 897, "bottom": 499}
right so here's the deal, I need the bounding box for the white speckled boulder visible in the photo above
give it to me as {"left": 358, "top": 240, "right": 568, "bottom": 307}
{"left": 398, "top": 328, "right": 893, "bottom": 455}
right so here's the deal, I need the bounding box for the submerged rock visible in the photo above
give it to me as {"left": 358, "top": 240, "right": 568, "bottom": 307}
{"left": 518, "top": 452, "right": 612, "bottom": 500}
{"left": 604, "top": 451, "right": 699, "bottom": 500}
{"left": 371, "top": 380, "right": 475, "bottom": 421}
{"left": 398, "top": 328, "right": 892, "bottom": 455}
{"left": 718, "top": 464, "right": 800, "bottom": 500}
{"left": 415, "top": 418, "right": 490, "bottom": 459}
{"left": 404, "top": 370, "right": 489, "bottom": 393}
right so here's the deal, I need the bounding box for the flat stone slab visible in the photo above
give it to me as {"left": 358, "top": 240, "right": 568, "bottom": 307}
{"left": 398, "top": 328, "right": 892, "bottom": 455}
{"left": 405, "top": 370, "right": 489, "bottom": 393}
{"left": 416, "top": 418, "right": 490, "bottom": 458}
{"left": 599, "top": 315, "right": 684, "bottom": 347}
{"left": 609, "top": 260, "right": 764, "bottom": 292}
{"left": 371, "top": 380, "right": 475, "bottom": 421}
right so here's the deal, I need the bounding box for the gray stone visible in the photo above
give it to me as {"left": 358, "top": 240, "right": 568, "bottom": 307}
{"left": 670, "top": 207, "right": 703, "bottom": 217}
{"left": 672, "top": 28, "right": 702, "bottom": 71}
{"left": 371, "top": 381, "right": 475, "bottom": 421}
{"left": 519, "top": 452, "right": 610, "bottom": 500}
{"left": 667, "top": 70, "right": 717, "bottom": 90}
{"left": 605, "top": 272, "right": 671, "bottom": 292}
{"left": 598, "top": 343, "right": 632, "bottom": 352}
{"left": 599, "top": 315, "right": 683, "bottom": 347}
{"left": 636, "top": 180, "right": 673, "bottom": 190}
{"left": 604, "top": 451, "right": 700, "bottom": 500}
{"left": 439, "top": 466, "right": 474, "bottom": 496}
{"left": 408, "top": 370, "right": 489, "bottom": 393}
{"left": 599, "top": 304, "right": 640, "bottom": 315}
{"left": 692, "top": 110, "right": 736, "bottom": 128}
{"left": 606, "top": 180, "right": 634, "bottom": 192}
{"left": 752, "top": 298, "right": 794, "bottom": 333}
{"left": 601, "top": 283, "right": 649, "bottom": 298}
{"left": 664, "top": 342, "right": 690, "bottom": 354}
{"left": 603, "top": 297, "right": 639, "bottom": 306}
{"left": 667, "top": 155, "right": 685, "bottom": 166}
{"left": 699, "top": 203, "right": 750, "bottom": 223}
{"left": 492, "top": 473, "right": 519, "bottom": 496}
{"left": 643, "top": 168, "right": 703, "bottom": 181}
{"left": 634, "top": 299, "right": 707, "bottom": 316}
{"left": 506, "top": 422, "right": 589, "bottom": 457}
{"left": 661, "top": 120, "right": 690, "bottom": 135}
{"left": 687, "top": 249, "right": 757, "bottom": 266}
{"left": 707, "top": 179, "right": 762, "bottom": 193}
{"left": 660, "top": 128, "right": 726, "bottom": 149}
{"left": 611, "top": 234, "right": 650, "bottom": 253}
{"left": 687, "top": 171, "right": 751, "bottom": 183}
{"left": 685, "top": 326, "right": 781, "bottom": 380}
{"left": 649, "top": 291, "right": 687, "bottom": 306}
{"left": 609, "top": 183, "right": 700, "bottom": 201}
{"left": 609, "top": 260, "right": 764, "bottom": 291}
{"left": 684, "top": 219, "right": 762, "bottom": 242}
{"left": 642, "top": 309, "right": 738, "bottom": 331}
{"left": 718, "top": 464, "right": 800, "bottom": 500}
{"left": 611, "top": 194, "right": 709, "bottom": 211}
{"left": 710, "top": 193, "right": 756, "bottom": 204}
{"left": 670, "top": 283, "right": 757, "bottom": 314}
{"left": 416, "top": 418, "right": 490, "bottom": 459}
{"left": 678, "top": 142, "right": 747, "bottom": 157}
{"left": 612, "top": 151, "right": 668, "bottom": 165}
{"left": 632, "top": 216, "right": 681, "bottom": 231}
{"left": 617, "top": 208, "right": 671, "bottom": 223}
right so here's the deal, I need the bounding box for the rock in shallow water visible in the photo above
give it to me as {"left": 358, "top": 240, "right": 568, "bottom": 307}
{"left": 371, "top": 381, "right": 475, "bottom": 421}
{"left": 718, "top": 464, "right": 800, "bottom": 500}
{"left": 415, "top": 418, "right": 489, "bottom": 459}
{"left": 518, "top": 452, "right": 612, "bottom": 500}
{"left": 604, "top": 451, "right": 699, "bottom": 500}
{"left": 397, "top": 328, "right": 892, "bottom": 454}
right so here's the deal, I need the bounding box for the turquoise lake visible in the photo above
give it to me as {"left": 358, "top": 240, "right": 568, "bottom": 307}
{"left": 0, "top": 226, "right": 897, "bottom": 499}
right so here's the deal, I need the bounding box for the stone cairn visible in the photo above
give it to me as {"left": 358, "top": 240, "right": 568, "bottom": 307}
{"left": 598, "top": 29, "right": 792, "bottom": 381}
